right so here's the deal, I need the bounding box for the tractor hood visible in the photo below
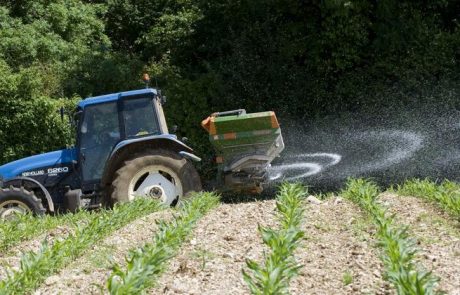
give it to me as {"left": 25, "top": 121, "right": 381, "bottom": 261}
{"left": 0, "top": 148, "right": 77, "bottom": 180}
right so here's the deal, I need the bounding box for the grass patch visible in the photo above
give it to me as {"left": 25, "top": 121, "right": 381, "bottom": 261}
{"left": 343, "top": 270, "right": 353, "bottom": 286}
{"left": 342, "top": 178, "right": 441, "bottom": 295}
{"left": 107, "top": 192, "right": 219, "bottom": 294}
{"left": 396, "top": 179, "right": 460, "bottom": 221}
{"left": 0, "top": 198, "right": 162, "bottom": 294}
{"left": 242, "top": 183, "right": 307, "bottom": 295}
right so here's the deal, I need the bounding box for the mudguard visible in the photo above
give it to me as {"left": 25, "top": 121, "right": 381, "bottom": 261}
{"left": 3, "top": 176, "right": 55, "bottom": 212}
{"left": 100, "top": 134, "right": 197, "bottom": 186}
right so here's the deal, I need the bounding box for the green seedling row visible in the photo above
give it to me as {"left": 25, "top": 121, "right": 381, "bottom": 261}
{"left": 243, "top": 183, "right": 306, "bottom": 295}
{"left": 342, "top": 179, "right": 440, "bottom": 295}
{"left": 396, "top": 179, "right": 460, "bottom": 220}
{"left": 0, "top": 198, "right": 162, "bottom": 294}
{"left": 0, "top": 210, "right": 93, "bottom": 253}
{"left": 107, "top": 192, "right": 220, "bottom": 295}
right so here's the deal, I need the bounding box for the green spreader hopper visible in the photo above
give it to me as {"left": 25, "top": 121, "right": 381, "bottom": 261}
{"left": 202, "top": 109, "right": 284, "bottom": 194}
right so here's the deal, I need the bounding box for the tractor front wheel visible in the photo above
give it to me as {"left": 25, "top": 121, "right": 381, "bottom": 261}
{"left": 110, "top": 150, "right": 202, "bottom": 206}
{"left": 0, "top": 187, "right": 45, "bottom": 220}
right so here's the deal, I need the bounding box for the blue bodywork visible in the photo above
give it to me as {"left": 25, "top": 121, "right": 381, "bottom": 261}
{"left": 0, "top": 148, "right": 77, "bottom": 180}
{"left": 77, "top": 88, "right": 158, "bottom": 109}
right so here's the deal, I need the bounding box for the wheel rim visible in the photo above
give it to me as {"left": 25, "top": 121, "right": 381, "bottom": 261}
{"left": 128, "top": 165, "right": 183, "bottom": 205}
{"left": 0, "top": 200, "right": 31, "bottom": 220}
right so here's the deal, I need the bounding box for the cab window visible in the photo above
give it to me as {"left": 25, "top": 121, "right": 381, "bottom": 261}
{"left": 123, "top": 97, "right": 159, "bottom": 138}
{"left": 79, "top": 102, "right": 120, "bottom": 181}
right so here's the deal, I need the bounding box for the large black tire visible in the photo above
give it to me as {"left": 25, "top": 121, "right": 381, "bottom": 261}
{"left": 110, "top": 149, "right": 202, "bottom": 206}
{"left": 0, "top": 187, "right": 45, "bottom": 220}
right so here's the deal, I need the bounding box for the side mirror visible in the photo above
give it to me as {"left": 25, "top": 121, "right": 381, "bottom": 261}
{"left": 182, "top": 137, "right": 189, "bottom": 143}
{"left": 59, "top": 107, "right": 65, "bottom": 122}
{"left": 74, "top": 111, "right": 82, "bottom": 122}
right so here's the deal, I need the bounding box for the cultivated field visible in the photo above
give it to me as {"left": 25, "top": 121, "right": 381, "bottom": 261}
{"left": 0, "top": 179, "right": 459, "bottom": 294}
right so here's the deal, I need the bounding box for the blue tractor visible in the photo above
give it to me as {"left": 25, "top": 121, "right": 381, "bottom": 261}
{"left": 0, "top": 87, "right": 202, "bottom": 219}
{"left": 0, "top": 80, "right": 285, "bottom": 220}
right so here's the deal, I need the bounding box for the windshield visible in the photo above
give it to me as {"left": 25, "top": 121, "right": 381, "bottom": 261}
{"left": 123, "top": 97, "right": 160, "bottom": 138}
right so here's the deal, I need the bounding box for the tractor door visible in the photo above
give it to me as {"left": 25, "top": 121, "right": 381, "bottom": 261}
{"left": 78, "top": 102, "right": 120, "bottom": 186}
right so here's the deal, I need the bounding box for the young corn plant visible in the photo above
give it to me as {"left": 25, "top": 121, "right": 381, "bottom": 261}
{"left": 342, "top": 178, "right": 441, "bottom": 295}
{"left": 243, "top": 183, "right": 306, "bottom": 295}
{"left": 0, "top": 198, "right": 162, "bottom": 294}
{"left": 397, "top": 179, "right": 460, "bottom": 220}
{"left": 107, "top": 192, "right": 220, "bottom": 294}
{"left": 0, "top": 209, "right": 92, "bottom": 252}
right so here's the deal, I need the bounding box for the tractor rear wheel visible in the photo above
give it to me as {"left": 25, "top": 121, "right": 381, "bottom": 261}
{"left": 110, "top": 150, "right": 202, "bottom": 206}
{"left": 0, "top": 187, "right": 45, "bottom": 220}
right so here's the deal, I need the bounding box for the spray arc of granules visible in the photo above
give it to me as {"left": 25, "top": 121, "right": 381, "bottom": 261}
{"left": 269, "top": 129, "right": 425, "bottom": 181}
{"left": 346, "top": 130, "right": 424, "bottom": 174}
{"left": 269, "top": 153, "right": 342, "bottom": 181}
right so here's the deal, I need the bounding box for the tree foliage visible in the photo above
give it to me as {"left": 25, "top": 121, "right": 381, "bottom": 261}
{"left": 0, "top": 0, "right": 458, "bottom": 164}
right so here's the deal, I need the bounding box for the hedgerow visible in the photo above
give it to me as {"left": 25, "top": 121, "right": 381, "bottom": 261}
{"left": 1, "top": 1, "right": 459, "bottom": 166}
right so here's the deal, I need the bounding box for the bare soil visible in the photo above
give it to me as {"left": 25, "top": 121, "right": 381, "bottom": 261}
{"left": 155, "top": 200, "right": 278, "bottom": 295}
{"left": 33, "top": 209, "right": 172, "bottom": 295}
{"left": 289, "top": 197, "right": 390, "bottom": 295}
{"left": 155, "top": 197, "right": 388, "bottom": 295}
{"left": 380, "top": 193, "right": 460, "bottom": 294}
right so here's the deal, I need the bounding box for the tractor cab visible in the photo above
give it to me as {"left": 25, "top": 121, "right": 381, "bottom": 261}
{"left": 75, "top": 88, "right": 168, "bottom": 189}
